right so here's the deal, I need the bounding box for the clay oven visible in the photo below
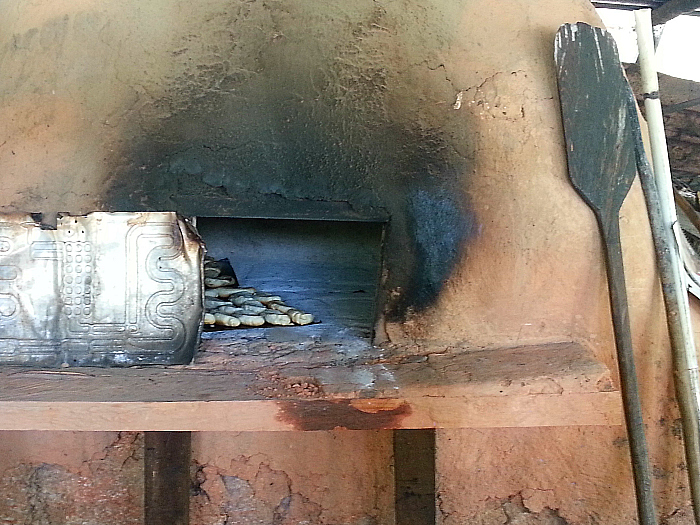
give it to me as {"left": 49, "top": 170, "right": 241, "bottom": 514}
{"left": 0, "top": 0, "right": 484, "bottom": 361}
{"left": 2, "top": 2, "right": 695, "bottom": 523}
{"left": 0, "top": 0, "right": 632, "bottom": 396}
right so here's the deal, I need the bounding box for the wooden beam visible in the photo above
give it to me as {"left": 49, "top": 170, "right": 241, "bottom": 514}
{"left": 664, "top": 96, "right": 700, "bottom": 113}
{"left": 145, "top": 432, "right": 191, "bottom": 525}
{"left": 0, "top": 342, "right": 622, "bottom": 431}
{"left": 652, "top": 0, "right": 700, "bottom": 25}
{"left": 0, "top": 342, "right": 613, "bottom": 402}
{"left": 0, "top": 393, "right": 623, "bottom": 431}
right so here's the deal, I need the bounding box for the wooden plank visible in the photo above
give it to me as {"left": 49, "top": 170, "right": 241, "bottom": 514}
{"left": 145, "top": 432, "right": 191, "bottom": 525}
{"left": 652, "top": 0, "right": 700, "bottom": 25}
{"left": 0, "top": 392, "right": 623, "bottom": 431}
{"left": 0, "top": 342, "right": 613, "bottom": 402}
{"left": 0, "top": 341, "right": 621, "bottom": 430}
{"left": 664, "top": 96, "right": 700, "bottom": 113}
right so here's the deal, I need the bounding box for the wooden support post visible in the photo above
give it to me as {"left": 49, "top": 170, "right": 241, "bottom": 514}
{"left": 145, "top": 431, "right": 191, "bottom": 525}
{"left": 394, "top": 429, "right": 436, "bottom": 525}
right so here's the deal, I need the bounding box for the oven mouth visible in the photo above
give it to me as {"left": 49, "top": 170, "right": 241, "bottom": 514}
{"left": 195, "top": 217, "right": 385, "bottom": 345}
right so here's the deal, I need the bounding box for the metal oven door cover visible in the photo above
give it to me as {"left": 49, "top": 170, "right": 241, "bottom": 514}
{"left": 0, "top": 212, "right": 204, "bottom": 366}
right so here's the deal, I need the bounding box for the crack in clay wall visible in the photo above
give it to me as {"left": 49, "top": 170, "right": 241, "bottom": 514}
{"left": 0, "top": 432, "right": 143, "bottom": 524}
{"left": 191, "top": 431, "right": 394, "bottom": 525}
{"left": 0, "top": 431, "right": 394, "bottom": 525}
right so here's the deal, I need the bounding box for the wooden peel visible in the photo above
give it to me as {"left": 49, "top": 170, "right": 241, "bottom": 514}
{"left": 555, "top": 23, "right": 657, "bottom": 525}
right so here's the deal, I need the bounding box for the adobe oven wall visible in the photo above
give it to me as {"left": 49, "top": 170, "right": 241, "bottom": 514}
{"left": 0, "top": 0, "right": 695, "bottom": 523}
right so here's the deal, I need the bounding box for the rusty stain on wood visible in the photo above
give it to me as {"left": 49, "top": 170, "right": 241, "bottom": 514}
{"left": 276, "top": 399, "right": 412, "bottom": 431}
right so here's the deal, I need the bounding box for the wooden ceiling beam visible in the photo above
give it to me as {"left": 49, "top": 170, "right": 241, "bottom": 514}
{"left": 652, "top": 0, "right": 700, "bottom": 25}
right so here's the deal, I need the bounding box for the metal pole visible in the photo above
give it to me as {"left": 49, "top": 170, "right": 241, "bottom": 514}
{"left": 635, "top": 9, "right": 700, "bottom": 523}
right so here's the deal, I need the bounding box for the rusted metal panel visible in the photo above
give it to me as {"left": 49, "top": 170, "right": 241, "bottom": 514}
{"left": 0, "top": 212, "right": 203, "bottom": 366}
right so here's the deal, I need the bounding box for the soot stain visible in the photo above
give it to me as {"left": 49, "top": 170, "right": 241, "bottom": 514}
{"left": 103, "top": 38, "right": 475, "bottom": 320}
{"left": 404, "top": 187, "right": 475, "bottom": 311}
{"left": 276, "top": 399, "right": 412, "bottom": 431}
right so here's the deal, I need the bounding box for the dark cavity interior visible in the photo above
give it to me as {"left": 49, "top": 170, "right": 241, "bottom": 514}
{"left": 196, "top": 218, "right": 384, "bottom": 341}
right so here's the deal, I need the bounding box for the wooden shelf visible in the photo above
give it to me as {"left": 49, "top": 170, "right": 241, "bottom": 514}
{"left": 0, "top": 331, "right": 622, "bottom": 431}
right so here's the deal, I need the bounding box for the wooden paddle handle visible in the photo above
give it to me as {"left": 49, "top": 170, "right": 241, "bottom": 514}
{"left": 601, "top": 218, "right": 658, "bottom": 525}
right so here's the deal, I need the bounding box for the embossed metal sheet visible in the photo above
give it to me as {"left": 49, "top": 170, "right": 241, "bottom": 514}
{"left": 0, "top": 212, "right": 204, "bottom": 366}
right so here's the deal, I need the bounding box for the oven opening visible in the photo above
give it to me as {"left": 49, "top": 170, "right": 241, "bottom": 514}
{"left": 195, "top": 217, "right": 385, "bottom": 343}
